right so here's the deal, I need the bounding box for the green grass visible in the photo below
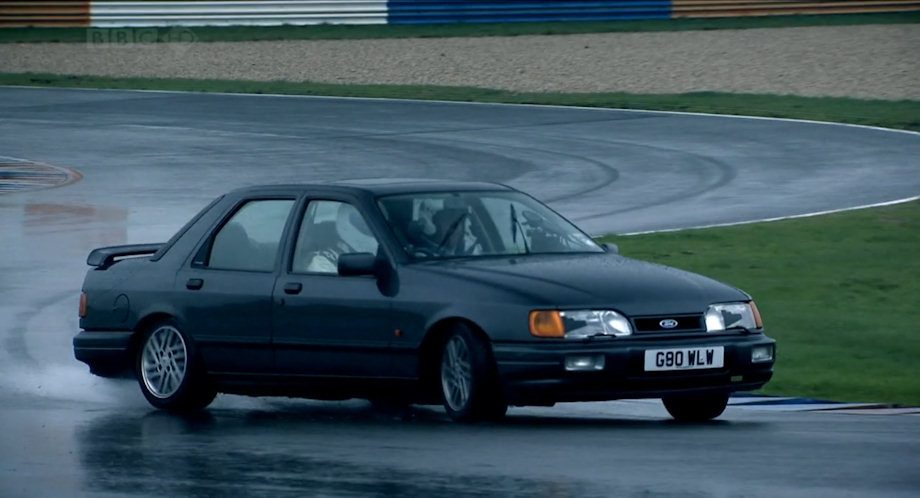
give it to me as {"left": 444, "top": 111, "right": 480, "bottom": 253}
{"left": 2, "top": 73, "right": 919, "bottom": 132}
{"left": 1, "top": 12, "right": 918, "bottom": 43}
{"left": 599, "top": 201, "right": 920, "bottom": 407}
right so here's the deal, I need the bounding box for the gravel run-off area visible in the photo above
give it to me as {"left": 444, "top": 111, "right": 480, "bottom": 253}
{"left": 1, "top": 24, "right": 918, "bottom": 100}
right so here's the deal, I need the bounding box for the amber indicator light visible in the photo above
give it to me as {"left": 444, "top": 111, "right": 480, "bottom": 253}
{"left": 529, "top": 310, "right": 565, "bottom": 338}
{"left": 750, "top": 301, "right": 763, "bottom": 328}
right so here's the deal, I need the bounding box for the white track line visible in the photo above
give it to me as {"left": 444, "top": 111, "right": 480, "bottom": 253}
{"left": 620, "top": 196, "right": 920, "bottom": 236}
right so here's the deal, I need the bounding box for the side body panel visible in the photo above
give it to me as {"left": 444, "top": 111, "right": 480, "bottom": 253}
{"left": 272, "top": 274, "right": 395, "bottom": 376}
{"left": 175, "top": 267, "right": 276, "bottom": 373}
{"left": 271, "top": 191, "right": 399, "bottom": 378}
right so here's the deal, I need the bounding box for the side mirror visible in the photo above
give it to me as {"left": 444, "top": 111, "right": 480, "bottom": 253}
{"left": 338, "top": 251, "right": 400, "bottom": 296}
{"left": 602, "top": 243, "right": 619, "bottom": 254}
{"left": 338, "top": 252, "right": 378, "bottom": 277}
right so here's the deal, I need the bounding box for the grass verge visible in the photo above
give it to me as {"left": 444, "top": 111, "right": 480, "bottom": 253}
{"left": 2, "top": 73, "right": 919, "bottom": 132}
{"left": 1, "top": 12, "right": 918, "bottom": 43}
{"left": 599, "top": 201, "right": 920, "bottom": 407}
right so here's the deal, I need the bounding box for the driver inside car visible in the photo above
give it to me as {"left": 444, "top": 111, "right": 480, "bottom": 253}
{"left": 306, "top": 203, "right": 378, "bottom": 273}
{"left": 407, "top": 197, "right": 481, "bottom": 257}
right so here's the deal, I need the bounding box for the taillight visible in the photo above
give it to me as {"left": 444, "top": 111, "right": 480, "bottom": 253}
{"left": 79, "top": 293, "right": 87, "bottom": 318}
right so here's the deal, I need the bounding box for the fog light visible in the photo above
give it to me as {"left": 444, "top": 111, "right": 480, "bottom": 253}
{"left": 565, "top": 355, "right": 605, "bottom": 371}
{"left": 751, "top": 345, "right": 774, "bottom": 363}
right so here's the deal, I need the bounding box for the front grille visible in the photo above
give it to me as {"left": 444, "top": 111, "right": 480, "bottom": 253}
{"left": 633, "top": 314, "right": 703, "bottom": 333}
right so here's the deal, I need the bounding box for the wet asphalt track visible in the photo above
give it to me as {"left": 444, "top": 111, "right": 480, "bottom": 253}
{"left": 1, "top": 87, "right": 919, "bottom": 497}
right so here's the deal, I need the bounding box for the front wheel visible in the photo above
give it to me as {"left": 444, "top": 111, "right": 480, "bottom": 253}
{"left": 136, "top": 320, "right": 216, "bottom": 412}
{"left": 440, "top": 325, "right": 507, "bottom": 423}
{"left": 662, "top": 393, "right": 730, "bottom": 422}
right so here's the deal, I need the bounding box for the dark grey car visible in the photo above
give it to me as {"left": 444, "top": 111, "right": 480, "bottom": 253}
{"left": 74, "top": 180, "right": 775, "bottom": 422}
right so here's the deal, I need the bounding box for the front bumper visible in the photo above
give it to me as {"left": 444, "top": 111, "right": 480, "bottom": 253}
{"left": 73, "top": 330, "right": 135, "bottom": 377}
{"left": 492, "top": 333, "right": 775, "bottom": 405}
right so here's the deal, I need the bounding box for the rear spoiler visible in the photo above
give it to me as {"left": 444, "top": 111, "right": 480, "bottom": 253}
{"left": 87, "top": 243, "right": 164, "bottom": 268}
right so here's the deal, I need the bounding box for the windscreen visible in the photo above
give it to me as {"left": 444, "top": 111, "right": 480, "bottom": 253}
{"left": 377, "top": 191, "right": 603, "bottom": 259}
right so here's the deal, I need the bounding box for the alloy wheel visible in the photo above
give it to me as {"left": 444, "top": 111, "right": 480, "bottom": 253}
{"left": 441, "top": 335, "right": 473, "bottom": 411}
{"left": 140, "top": 324, "right": 188, "bottom": 399}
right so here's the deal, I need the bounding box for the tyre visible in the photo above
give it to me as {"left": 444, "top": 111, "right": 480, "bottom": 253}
{"left": 662, "top": 393, "right": 730, "bottom": 422}
{"left": 136, "top": 319, "right": 216, "bottom": 412}
{"left": 439, "top": 324, "right": 507, "bottom": 423}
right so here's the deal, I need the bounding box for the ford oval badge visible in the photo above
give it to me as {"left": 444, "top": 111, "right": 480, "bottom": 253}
{"left": 659, "top": 319, "right": 679, "bottom": 329}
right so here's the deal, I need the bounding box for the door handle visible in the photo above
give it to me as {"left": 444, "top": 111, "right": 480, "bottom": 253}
{"left": 186, "top": 278, "right": 203, "bottom": 290}
{"left": 283, "top": 282, "right": 302, "bottom": 295}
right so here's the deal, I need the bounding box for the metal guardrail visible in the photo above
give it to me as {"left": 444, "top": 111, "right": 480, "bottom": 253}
{"left": 89, "top": 1, "right": 387, "bottom": 27}
{"left": 0, "top": 1, "right": 90, "bottom": 27}
{"left": 1, "top": 0, "right": 918, "bottom": 28}
{"left": 672, "top": 0, "right": 920, "bottom": 17}
{"left": 387, "top": 1, "right": 672, "bottom": 24}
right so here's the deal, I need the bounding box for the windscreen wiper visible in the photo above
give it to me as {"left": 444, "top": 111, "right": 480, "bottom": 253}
{"left": 510, "top": 204, "right": 530, "bottom": 254}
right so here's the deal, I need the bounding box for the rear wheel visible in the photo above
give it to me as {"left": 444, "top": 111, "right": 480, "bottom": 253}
{"left": 136, "top": 320, "right": 215, "bottom": 412}
{"left": 440, "top": 324, "right": 507, "bottom": 423}
{"left": 662, "top": 393, "right": 730, "bottom": 422}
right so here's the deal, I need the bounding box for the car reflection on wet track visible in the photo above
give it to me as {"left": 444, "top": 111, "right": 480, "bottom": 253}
{"left": 75, "top": 409, "right": 590, "bottom": 498}
{"left": 71, "top": 401, "right": 724, "bottom": 498}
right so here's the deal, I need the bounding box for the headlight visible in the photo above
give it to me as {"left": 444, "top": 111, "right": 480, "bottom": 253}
{"left": 530, "top": 310, "right": 632, "bottom": 338}
{"left": 705, "top": 301, "right": 763, "bottom": 332}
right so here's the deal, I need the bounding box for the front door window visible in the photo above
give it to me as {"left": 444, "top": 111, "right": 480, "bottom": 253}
{"left": 291, "top": 200, "right": 379, "bottom": 274}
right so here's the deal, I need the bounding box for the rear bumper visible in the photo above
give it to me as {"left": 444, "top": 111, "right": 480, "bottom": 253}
{"left": 73, "top": 330, "right": 134, "bottom": 377}
{"left": 492, "top": 334, "right": 775, "bottom": 405}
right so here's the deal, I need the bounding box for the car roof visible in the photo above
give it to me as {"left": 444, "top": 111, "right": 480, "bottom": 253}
{"left": 227, "top": 179, "right": 514, "bottom": 197}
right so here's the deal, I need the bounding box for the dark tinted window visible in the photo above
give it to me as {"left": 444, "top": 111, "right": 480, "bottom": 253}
{"left": 208, "top": 199, "right": 294, "bottom": 271}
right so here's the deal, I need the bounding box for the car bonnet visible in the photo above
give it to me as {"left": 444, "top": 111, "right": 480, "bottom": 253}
{"left": 413, "top": 252, "right": 749, "bottom": 316}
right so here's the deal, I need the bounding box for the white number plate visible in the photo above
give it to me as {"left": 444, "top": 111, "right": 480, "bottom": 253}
{"left": 644, "top": 347, "right": 724, "bottom": 371}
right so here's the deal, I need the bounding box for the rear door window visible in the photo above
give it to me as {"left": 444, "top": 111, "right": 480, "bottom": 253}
{"left": 207, "top": 199, "right": 295, "bottom": 271}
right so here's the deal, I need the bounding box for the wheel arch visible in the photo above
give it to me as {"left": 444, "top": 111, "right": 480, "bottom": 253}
{"left": 417, "top": 317, "right": 492, "bottom": 402}
{"left": 131, "top": 312, "right": 217, "bottom": 411}
{"left": 129, "top": 312, "right": 177, "bottom": 361}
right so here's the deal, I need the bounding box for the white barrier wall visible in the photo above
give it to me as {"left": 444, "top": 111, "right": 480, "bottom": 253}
{"left": 90, "top": 1, "right": 388, "bottom": 27}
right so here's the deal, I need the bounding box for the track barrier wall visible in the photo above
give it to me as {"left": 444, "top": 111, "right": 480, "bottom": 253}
{"left": 387, "top": 1, "right": 672, "bottom": 24}
{"left": 1, "top": 0, "right": 918, "bottom": 27}
{"left": 1, "top": 1, "right": 388, "bottom": 27}
{"left": 671, "top": 0, "right": 920, "bottom": 17}
{"left": 1, "top": 1, "right": 91, "bottom": 27}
